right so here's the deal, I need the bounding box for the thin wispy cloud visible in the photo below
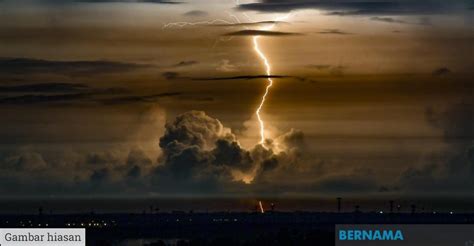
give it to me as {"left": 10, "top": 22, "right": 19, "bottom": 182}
{"left": 317, "top": 29, "right": 352, "bottom": 35}
{"left": 0, "top": 58, "right": 150, "bottom": 76}
{"left": 223, "top": 30, "right": 302, "bottom": 36}
{"left": 237, "top": 0, "right": 470, "bottom": 15}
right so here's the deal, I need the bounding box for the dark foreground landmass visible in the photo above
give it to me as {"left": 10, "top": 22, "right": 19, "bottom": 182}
{"left": 1, "top": 211, "right": 474, "bottom": 246}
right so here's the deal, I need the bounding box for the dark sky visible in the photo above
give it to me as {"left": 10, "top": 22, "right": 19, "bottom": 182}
{"left": 0, "top": 0, "right": 473, "bottom": 197}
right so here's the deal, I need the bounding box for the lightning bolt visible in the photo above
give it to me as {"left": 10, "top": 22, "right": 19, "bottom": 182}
{"left": 259, "top": 201, "right": 265, "bottom": 214}
{"left": 162, "top": 13, "right": 246, "bottom": 48}
{"left": 163, "top": 11, "right": 291, "bottom": 147}
{"left": 162, "top": 19, "right": 237, "bottom": 29}
{"left": 253, "top": 14, "right": 290, "bottom": 146}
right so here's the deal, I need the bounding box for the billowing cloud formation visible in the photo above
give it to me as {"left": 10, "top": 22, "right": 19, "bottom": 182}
{"left": 150, "top": 111, "right": 326, "bottom": 194}
{"left": 8, "top": 109, "right": 459, "bottom": 196}
{"left": 159, "top": 111, "right": 234, "bottom": 152}
{"left": 0, "top": 109, "right": 394, "bottom": 196}
{"left": 154, "top": 111, "right": 251, "bottom": 190}
{"left": 0, "top": 110, "right": 316, "bottom": 196}
{"left": 0, "top": 110, "right": 389, "bottom": 196}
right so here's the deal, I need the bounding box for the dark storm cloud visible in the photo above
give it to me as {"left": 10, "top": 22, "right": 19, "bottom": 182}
{"left": 153, "top": 111, "right": 320, "bottom": 194}
{"left": 0, "top": 109, "right": 385, "bottom": 195}
{"left": 223, "top": 30, "right": 302, "bottom": 36}
{"left": 153, "top": 111, "right": 247, "bottom": 190}
{"left": 237, "top": 0, "right": 470, "bottom": 15}
{"left": 317, "top": 29, "right": 352, "bottom": 35}
{"left": 0, "top": 58, "right": 149, "bottom": 76}
{"left": 159, "top": 111, "right": 234, "bottom": 152}
{"left": 212, "top": 139, "right": 254, "bottom": 172}
{"left": 183, "top": 10, "right": 209, "bottom": 17}
{"left": 0, "top": 83, "right": 88, "bottom": 93}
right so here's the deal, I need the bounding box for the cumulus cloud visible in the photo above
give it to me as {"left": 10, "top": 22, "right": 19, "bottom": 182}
{"left": 0, "top": 109, "right": 380, "bottom": 196}
{"left": 159, "top": 111, "right": 234, "bottom": 152}
{"left": 151, "top": 111, "right": 325, "bottom": 194}
{"left": 0, "top": 110, "right": 385, "bottom": 196}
